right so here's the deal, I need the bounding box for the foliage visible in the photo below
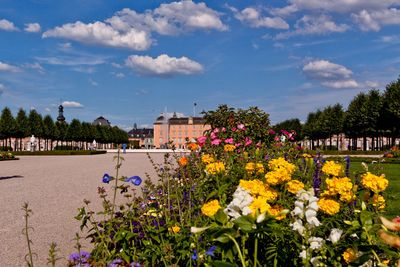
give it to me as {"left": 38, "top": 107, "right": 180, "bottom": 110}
{"left": 0, "top": 151, "right": 16, "bottom": 160}
{"left": 72, "top": 111, "right": 398, "bottom": 267}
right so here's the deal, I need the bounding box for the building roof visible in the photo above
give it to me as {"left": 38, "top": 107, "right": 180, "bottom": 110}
{"left": 128, "top": 128, "right": 154, "bottom": 138}
{"left": 93, "top": 116, "right": 111, "bottom": 126}
{"left": 169, "top": 117, "right": 206, "bottom": 125}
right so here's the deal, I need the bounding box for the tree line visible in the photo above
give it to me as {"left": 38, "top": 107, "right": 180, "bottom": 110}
{"left": 0, "top": 108, "right": 129, "bottom": 151}
{"left": 273, "top": 77, "right": 400, "bottom": 151}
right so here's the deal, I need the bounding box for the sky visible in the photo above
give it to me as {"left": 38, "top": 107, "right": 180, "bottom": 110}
{"left": 0, "top": 0, "right": 399, "bottom": 130}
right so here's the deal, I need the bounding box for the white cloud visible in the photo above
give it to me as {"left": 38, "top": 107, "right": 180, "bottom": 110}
{"left": 379, "top": 35, "right": 400, "bottom": 43}
{"left": 288, "top": 0, "right": 400, "bottom": 13}
{"left": 111, "top": 62, "right": 123, "bottom": 68}
{"left": 0, "top": 61, "right": 21, "bottom": 72}
{"left": 352, "top": 8, "right": 400, "bottom": 31}
{"left": 58, "top": 42, "right": 72, "bottom": 51}
{"left": 72, "top": 66, "right": 95, "bottom": 73}
{"left": 0, "top": 83, "right": 5, "bottom": 95}
{"left": 365, "top": 80, "right": 380, "bottom": 88}
{"left": 115, "top": 72, "right": 125, "bottom": 78}
{"left": 321, "top": 80, "right": 359, "bottom": 89}
{"left": 36, "top": 54, "right": 107, "bottom": 66}
{"left": 43, "top": 2, "right": 226, "bottom": 50}
{"left": 62, "top": 101, "right": 84, "bottom": 108}
{"left": 0, "top": 19, "right": 19, "bottom": 31}
{"left": 45, "top": 107, "right": 51, "bottom": 112}
{"left": 43, "top": 21, "right": 152, "bottom": 51}
{"left": 24, "top": 23, "right": 41, "bottom": 33}
{"left": 89, "top": 78, "right": 98, "bottom": 86}
{"left": 23, "top": 62, "right": 44, "bottom": 73}
{"left": 230, "top": 6, "right": 289, "bottom": 29}
{"left": 303, "top": 60, "right": 360, "bottom": 89}
{"left": 276, "top": 15, "right": 348, "bottom": 39}
{"left": 270, "top": 5, "right": 298, "bottom": 17}
{"left": 125, "top": 54, "right": 203, "bottom": 77}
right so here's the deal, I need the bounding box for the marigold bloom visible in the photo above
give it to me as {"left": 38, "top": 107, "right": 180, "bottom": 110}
{"left": 269, "top": 205, "right": 286, "bottom": 220}
{"left": 205, "top": 162, "right": 225, "bottom": 175}
{"left": 201, "top": 200, "right": 221, "bottom": 217}
{"left": 339, "top": 192, "right": 355, "bottom": 203}
{"left": 245, "top": 162, "right": 264, "bottom": 174}
{"left": 302, "top": 153, "right": 313, "bottom": 158}
{"left": 372, "top": 195, "right": 386, "bottom": 210}
{"left": 322, "top": 161, "right": 343, "bottom": 176}
{"left": 188, "top": 143, "right": 199, "bottom": 151}
{"left": 178, "top": 157, "right": 188, "bottom": 166}
{"left": 287, "top": 180, "right": 305, "bottom": 194}
{"left": 324, "top": 177, "right": 353, "bottom": 199}
{"left": 342, "top": 248, "right": 358, "bottom": 263}
{"left": 249, "top": 196, "right": 271, "bottom": 216}
{"left": 361, "top": 172, "right": 389, "bottom": 193}
{"left": 170, "top": 225, "right": 181, "bottom": 233}
{"left": 318, "top": 198, "right": 340, "bottom": 215}
{"left": 265, "top": 168, "right": 292, "bottom": 185}
{"left": 268, "top": 157, "right": 296, "bottom": 175}
{"left": 224, "top": 144, "right": 236, "bottom": 152}
{"left": 239, "top": 179, "right": 278, "bottom": 201}
{"left": 201, "top": 154, "right": 215, "bottom": 164}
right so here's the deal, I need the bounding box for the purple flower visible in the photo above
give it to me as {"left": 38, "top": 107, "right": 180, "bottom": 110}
{"left": 102, "top": 173, "right": 111, "bottom": 184}
{"left": 345, "top": 156, "right": 350, "bottom": 177}
{"left": 68, "top": 251, "right": 90, "bottom": 264}
{"left": 108, "top": 259, "right": 123, "bottom": 267}
{"left": 125, "top": 175, "right": 142, "bottom": 186}
{"left": 130, "top": 263, "right": 141, "bottom": 267}
{"left": 191, "top": 249, "right": 198, "bottom": 260}
{"left": 206, "top": 246, "right": 217, "bottom": 256}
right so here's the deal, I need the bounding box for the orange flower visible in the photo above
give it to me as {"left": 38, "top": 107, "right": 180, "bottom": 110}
{"left": 178, "top": 157, "right": 188, "bottom": 166}
{"left": 188, "top": 143, "right": 199, "bottom": 151}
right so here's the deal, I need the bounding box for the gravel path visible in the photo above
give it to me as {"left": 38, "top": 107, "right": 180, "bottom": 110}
{"left": 0, "top": 153, "right": 166, "bottom": 266}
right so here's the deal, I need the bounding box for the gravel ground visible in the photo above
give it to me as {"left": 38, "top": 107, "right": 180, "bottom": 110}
{"left": 0, "top": 153, "right": 166, "bottom": 266}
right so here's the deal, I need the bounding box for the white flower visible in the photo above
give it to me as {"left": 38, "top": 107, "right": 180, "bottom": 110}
{"left": 242, "top": 207, "right": 252, "bottom": 216}
{"left": 307, "top": 201, "right": 319, "bottom": 211}
{"left": 328, "top": 228, "right": 343, "bottom": 244}
{"left": 224, "top": 207, "right": 241, "bottom": 219}
{"left": 291, "top": 219, "right": 305, "bottom": 236}
{"left": 299, "top": 249, "right": 307, "bottom": 259}
{"left": 256, "top": 212, "right": 266, "bottom": 223}
{"left": 305, "top": 209, "right": 317, "bottom": 219}
{"left": 294, "top": 200, "right": 304, "bottom": 209}
{"left": 308, "top": 237, "right": 324, "bottom": 250}
{"left": 190, "top": 226, "right": 210, "bottom": 234}
{"left": 292, "top": 206, "right": 304, "bottom": 217}
{"left": 310, "top": 257, "right": 322, "bottom": 267}
{"left": 308, "top": 196, "right": 319, "bottom": 204}
{"left": 306, "top": 216, "right": 321, "bottom": 228}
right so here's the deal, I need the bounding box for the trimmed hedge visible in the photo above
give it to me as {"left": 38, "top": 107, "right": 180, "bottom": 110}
{"left": 309, "top": 150, "right": 385, "bottom": 155}
{"left": 0, "top": 146, "right": 13, "bottom": 151}
{"left": 14, "top": 150, "right": 107, "bottom": 156}
{"left": 325, "top": 156, "right": 400, "bottom": 164}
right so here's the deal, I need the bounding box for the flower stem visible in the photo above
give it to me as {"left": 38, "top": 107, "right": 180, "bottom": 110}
{"left": 253, "top": 237, "right": 258, "bottom": 267}
{"left": 224, "top": 233, "right": 246, "bottom": 267}
{"left": 111, "top": 147, "right": 121, "bottom": 218}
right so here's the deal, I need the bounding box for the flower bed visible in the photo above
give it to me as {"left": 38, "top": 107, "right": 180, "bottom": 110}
{"left": 66, "top": 107, "right": 399, "bottom": 266}
{"left": 0, "top": 151, "right": 17, "bottom": 161}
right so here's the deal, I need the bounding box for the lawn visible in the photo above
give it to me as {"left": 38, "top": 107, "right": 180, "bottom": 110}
{"left": 348, "top": 159, "right": 400, "bottom": 217}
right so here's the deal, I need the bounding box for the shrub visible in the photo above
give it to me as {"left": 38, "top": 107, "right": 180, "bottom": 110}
{"left": 0, "top": 146, "right": 13, "bottom": 151}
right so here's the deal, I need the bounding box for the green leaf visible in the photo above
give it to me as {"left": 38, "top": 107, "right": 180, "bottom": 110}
{"left": 215, "top": 209, "right": 228, "bottom": 224}
{"left": 234, "top": 216, "right": 255, "bottom": 232}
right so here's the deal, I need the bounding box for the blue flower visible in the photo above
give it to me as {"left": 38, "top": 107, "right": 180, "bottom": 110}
{"left": 191, "top": 249, "right": 197, "bottom": 260}
{"left": 206, "top": 246, "right": 217, "bottom": 256}
{"left": 125, "top": 175, "right": 142, "bottom": 186}
{"left": 102, "top": 173, "right": 111, "bottom": 184}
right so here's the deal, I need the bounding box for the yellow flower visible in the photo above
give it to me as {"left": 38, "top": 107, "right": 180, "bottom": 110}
{"left": 224, "top": 144, "right": 236, "bottom": 152}
{"left": 361, "top": 172, "right": 389, "bottom": 193}
{"left": 265, "top": 168, "right": 292, "bottom": 185}
{"left": 205, "top": 162, "right": 225, "bottom": 175}
{"left": 268, "top": 157, "right": 296, "bottom": 175}
{"left": 339, "top": 192, "right": 355, "bottom": 203}
{"left": 249, "top": 196, "right": 271, "bottom": 216}
{"left": 342, "top": 248, "right": 358, "bottom": 263}
{"left": 372, "top": 195, "right": 386, "bottom": 210}
{"left": 239, "top": 179, "right": 278, "bottom": 201}
{"left": 322, "top": 161, "right": 343, "bottom": 176}
{"left": 286, "top": 180, "right": 305, "bottom": 194}
{"left": 178, "top": 156, "right": 188, "bottom": 166}
{"left": 201, "top": 200, "right": 221, "bottom": 217}
{"left": 245, "top": 162, "right": 264, "bottom": 174}
{"left": 269, "top": 205, "right": 286, "bottom": 220}
{"left": 302, "top": 153, "right": 313, "bottom": 158}
{"left": 170, "top": 225, "right": 181, "bottom": 233}
{"left": 318, "top": 198, "right": 340, "bottom": 215}
{"left": 201, "top": 154, "right": 215, "bottom": 164}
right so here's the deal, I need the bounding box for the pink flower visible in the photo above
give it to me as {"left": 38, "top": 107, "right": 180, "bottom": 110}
{"left": 237, "top": 124, "right": 245, "bottom": 130}
{"left": 274, "top": 136, "right": 280, "bottom": 142}
{"left": 244, "top": 137, "right": 252, "bottom": 146}
{"left": 225, "top": 138, "right": 234, "bottom": 144}
{"left": 197, "top": 136, "right": 207, "bottom": 146}
{"left": 213, "top": 128, "right": 220, "bottom": 133}
{"left": 393, "top": 217, "right": 400, "bottom": 224}
{"left": 221, "top": 127, "right": 226, "bottom": 132}
{"left": 268, "top": 129, "right": 275, "bottom": 135}
{"left": 281, "top": 130, "right": 289, "bottom": 136}
{"left": 232, "top": 127, "right": 237, "bottom": 132}
{"left": 211, "top": 139, "right": 222, "bottom": 145}
{"left": 210, "top": 132, "right": 217, "bottom": 140}
{"left": 235, "top": 142, "right": 242, "bottom": 147}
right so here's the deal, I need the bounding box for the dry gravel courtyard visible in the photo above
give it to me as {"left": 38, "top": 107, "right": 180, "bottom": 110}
{"left": 0, "top": 152, "right": 166, "bottom": 266}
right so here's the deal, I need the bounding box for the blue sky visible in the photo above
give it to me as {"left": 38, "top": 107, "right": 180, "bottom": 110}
{"left": 0, "top": 0, "right": 399, "bottom": 130}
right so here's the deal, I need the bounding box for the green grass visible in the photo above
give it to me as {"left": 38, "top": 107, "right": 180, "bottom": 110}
{"left": 14, "top": 150, "right": 107, "bottom": 156}
{"left": 309, "top": 150, "right": 385, "bottom": 155}
{"left": 348, "top": 161, "right": 400, "bottom": 217}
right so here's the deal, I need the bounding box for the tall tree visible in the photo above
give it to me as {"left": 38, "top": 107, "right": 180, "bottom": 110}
{"left": 28, "top": 109, "right": 44, "bottom": 151}
{"left": 55, "top": 121, "right": 67, "bottom": 148}
{"left": 273, "top": 118, "right": 303, "bottom": 141}
{"left": 382, "top": 77, "right": 400, "bottom": 146}
{"left": 0, "top": 107, "right": 15, "bottom": 149}
{"left": 43, "top": 115, "right": 56, "bottom": 150}
{"left": 65, "top": 119, "right": 82, "bottom": 148}
{"left": 15, "top": 108, "right": 29, "bottom": 151}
